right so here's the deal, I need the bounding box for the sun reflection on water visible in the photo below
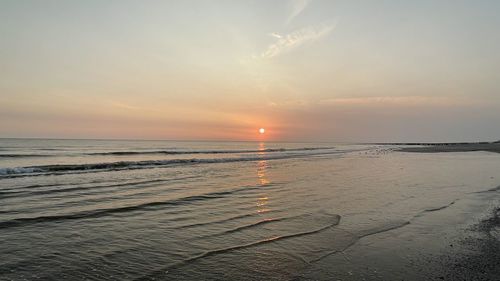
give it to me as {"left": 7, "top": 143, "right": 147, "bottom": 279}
{"left": 256, "top": 142, "right": 271, "bottom": 214}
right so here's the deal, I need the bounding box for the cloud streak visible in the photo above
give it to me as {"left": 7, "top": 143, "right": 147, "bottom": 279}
{"left": 286, "top": 0, "right": 312, "bottom": 24}
{"left": 266, "top": 96, "right": 487, "bottom": 110}
{"left": 316, "top": 96, "right": 486, "bottom": 107}
{"left": 261, "top": 24, "right": 335, "bottom": 59}
{"left": 269, "top": 32, "right": 282, "bottom": 39}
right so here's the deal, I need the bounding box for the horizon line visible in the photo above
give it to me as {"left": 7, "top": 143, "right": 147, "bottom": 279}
{"left": 0, "top": 137, "right": 498, "bottom": 145}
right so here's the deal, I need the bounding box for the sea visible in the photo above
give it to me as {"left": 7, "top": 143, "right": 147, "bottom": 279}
{"left": 1, "top": 139, "right": 500, "bottom": 280}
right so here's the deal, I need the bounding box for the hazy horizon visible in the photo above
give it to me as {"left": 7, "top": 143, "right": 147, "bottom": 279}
{"left": 1, "top": 0, "right": 500, "bottom": 142}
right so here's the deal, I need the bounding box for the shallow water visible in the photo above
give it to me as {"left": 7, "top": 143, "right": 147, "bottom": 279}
{"left": 1, "top": 139, "right": 499, "bottom": 280}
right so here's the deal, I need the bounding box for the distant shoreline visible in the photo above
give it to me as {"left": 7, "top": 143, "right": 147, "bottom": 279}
{"left": 394, "top": 142, "right": 500, "bottom": 154}
{"left": 378, "top": 141, "right": 499, "bottom": 146}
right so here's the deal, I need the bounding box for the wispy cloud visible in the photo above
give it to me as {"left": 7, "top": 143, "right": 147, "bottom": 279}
{"left": 264, "top": 96, "right": 488, "bottom": 110}
{"left": 269, "top": 32, "right": 282, "bottom": 39}
{"left": 316, "top": 96, "right": 484, "bottom": 107}
{"left": 286, "top": 0, "right": 312, "bottom": 25}
{"left": 109, "top": 101, "right": 142, "bottom": 111}
{"left": 261, "top": 23, "right": 335, "bottom": 59}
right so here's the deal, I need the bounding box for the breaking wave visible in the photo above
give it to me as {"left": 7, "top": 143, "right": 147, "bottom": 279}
{"left": 87, "top": 147, "right": 336, "bottom": 156}
{"left": 0, "top": 154, "right": 52, "bottom": 158}
{"left": 0, "top": 150, "right": 344, "bottom": 177}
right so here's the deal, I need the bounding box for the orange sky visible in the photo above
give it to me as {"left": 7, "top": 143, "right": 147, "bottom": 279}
{"left": 1, "top": 1, "right": 500, "bottom": 142}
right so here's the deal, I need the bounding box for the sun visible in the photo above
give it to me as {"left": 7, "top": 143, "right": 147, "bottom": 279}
{"left": 259, "top": 128, "right": 265, "bottom": 134}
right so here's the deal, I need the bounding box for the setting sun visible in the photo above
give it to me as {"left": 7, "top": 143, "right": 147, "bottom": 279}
{"left": 2, "top": 1, "right": 500, "bottom": 280}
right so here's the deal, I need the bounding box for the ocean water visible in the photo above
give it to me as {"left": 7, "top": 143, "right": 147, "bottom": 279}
{"left": 1, "top": 139, "right": 500, "bottom": 280}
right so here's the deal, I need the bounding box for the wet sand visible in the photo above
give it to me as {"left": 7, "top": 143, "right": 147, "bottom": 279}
{"left": 298, "top": 190, "right": 500, "bottom": 280}
{"left": 436, "top": 207, "right": 500, "bottom": 280}
{"left": 396, "top": 144, "right": 500, "bottom": 280}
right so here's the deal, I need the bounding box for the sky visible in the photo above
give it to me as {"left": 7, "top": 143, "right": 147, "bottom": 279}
{"left": 1, "top": 0, "right": 500, "bottom": 142}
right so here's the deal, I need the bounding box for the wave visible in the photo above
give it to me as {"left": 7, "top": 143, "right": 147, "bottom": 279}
{"left": 177, "top": 213, "right": 257, "bottom": 229}
{"left": 135, "top": 214, "right": 341, "bottom": 280}
{"left": 0, "top": 182, "right": 61, "bottom": 192}
{"left": 0, "top": 147, "right": 336, "bottom": 159}
{"left": 218, "top": 218, "right": 284, "bottom": 235}
{"left": 0, "top": 167, "right": 44, "bottom": 176}
{"left": 0, "top": 184, "right": 263, "bottom": 228}
{"left": 0, "top": 176, "right": 201, "bottom": 199}
{"left": 87, "top": 147, "right": 336, "bottom": 156}
{"left": 474, "top": 185, "right": 500, "bottom": 194}
{"left": 0, "top": 200, "right": 186, "bottom": 229}
{"left": 311, "top": 200, "right": 464, "bottom": 263}
{"left": 309, "top": 220, "right": 411, "bottom": 263}
{"left": 0, "top": 150, "right": 345, "bottom": 177}
{"left": 195, "top": 217, "right": 286, "bottom": 239}
{"left": 422, "top": 200, "right": 457, "bottom": 212}
{"left": 0, "top": 154, "right": 52, "bottom": 158}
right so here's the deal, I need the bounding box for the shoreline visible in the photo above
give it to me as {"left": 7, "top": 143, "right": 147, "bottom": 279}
{"left": 298, "top": 185, "right": 500, "bottom": 280}
{"left": 399, "top": 145, "right": 500, "bottom": 279}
